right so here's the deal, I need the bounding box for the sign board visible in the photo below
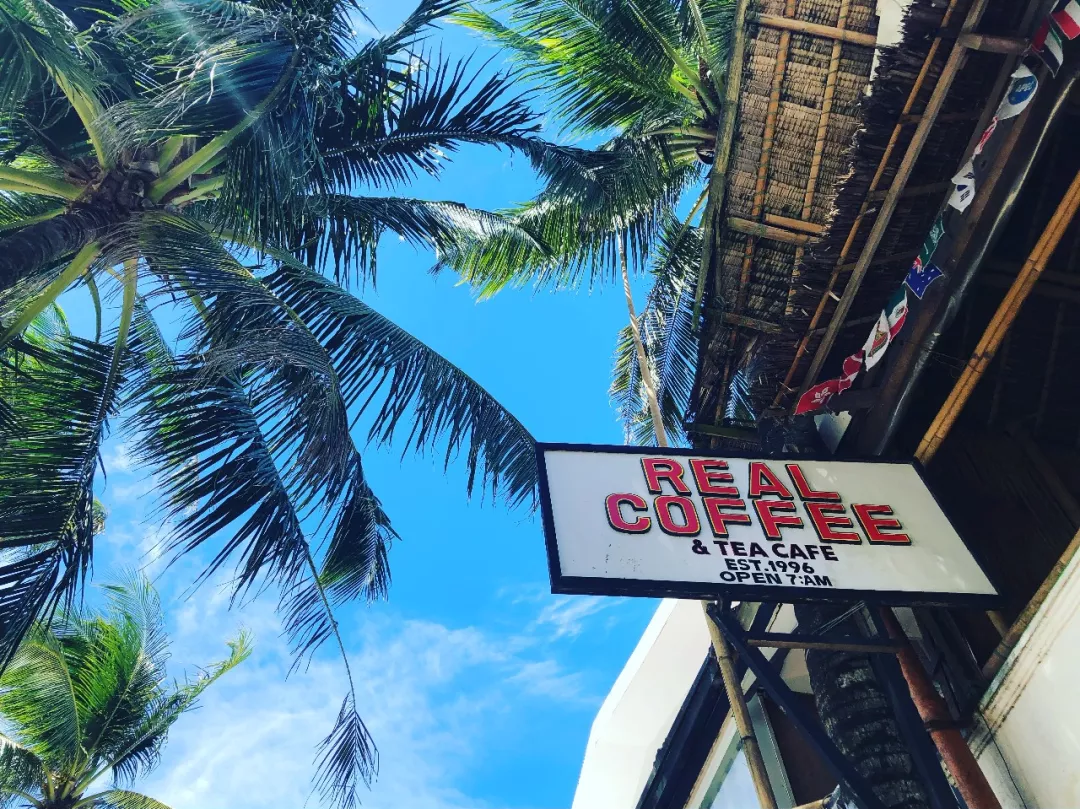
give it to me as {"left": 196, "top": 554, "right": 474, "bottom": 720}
{"left": 537, "top": 444, "right": 999, "bottom": 606}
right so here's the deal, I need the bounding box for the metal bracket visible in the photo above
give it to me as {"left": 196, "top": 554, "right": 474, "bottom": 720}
{"left": 743, "top": 632, "right": 904, "bottom": 654}
{"left": 708, "top": 603, "right": 962, "bottom": 809}
{"left": 707, "top": 604, "right": 889, "bottom": 809}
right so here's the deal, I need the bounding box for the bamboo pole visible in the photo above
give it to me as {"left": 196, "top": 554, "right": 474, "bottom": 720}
{"left": 784, "top": 0, "right": 851, "bottom": 319}
{"left": 796, "top": 0, "right": 993, "bottom": 403}
{"left": 728, "top": 217, "right": 820, "bottom": 245}
{"left": 795, "top": 0, "right": 993, "bottom": 403}
{"left": 705, "top": 609, "right": 781, "bottom": 809}
{"left": 765, "top": 214, "right": 827, "bottom": 235}
{"left": 916, "top": 165, "right": 1080, "bottom": 464}
{"left": 692, "top": 0, "right": 751, "bottom": 325}
{"left": 719, "top": 0, "right": 797, "bottom": 395}
{"left": 757, "top": 14, "right": 876, "bottom": 46}
{"left": 772, "top": 0, "right": 964, "bottom": 408}
{"left": 983, "top": 525, "right": 1080, "bottom": 681}
{"left": 620, "top": 232, "right": 778, "bottom": 809}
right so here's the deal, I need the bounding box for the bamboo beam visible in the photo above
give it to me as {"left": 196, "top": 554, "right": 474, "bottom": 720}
{"left": 765, "top": 213, "right": 827, "bottom": 235}
{"left": 746, "top": 634, "right": 904, "bottom": 653}
{"left": 691, "top": 0, "right": 751, "bottom": 324}
{"left": 796, "top": 0, "right": 992, "bottom": 404}
{"left": 728, "top": 217, "right": 820, "bottom": 245}
{"left": 808, "top": 312, "right": 880, "bottom": 336}
{"left": 983, "top": 524, "right": 1080, "bottom": 681}
{"left": 916, "top": 165, "right": 1080, "bottom": 464}
{"left": 704, "top": 607, "right": 780, "bottom": 809}
{"left": 771, "top": 0, "right": 964, "bottom": 408}
{"left": 1035, "top": 302, "right": 1064, "bottom": 430}
{"left": 722, "top": 311, "right": 784, "bottom": 334}
{"left": 801, "top": 0, "right": 849, "bottom": 222}
{"left": 785, "top": 0, "right": 850, "bottom": 318}
{"left": 719, "top": 0, "right": 797, "bottom": 396}
{"left": 899, "top": 110, "right": 982, "bottom": 125}
{"left": 757, "top": 14, "right": 876, "bottom": 47}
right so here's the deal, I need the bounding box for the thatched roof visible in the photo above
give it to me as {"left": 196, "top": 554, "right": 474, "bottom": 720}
{"left": 692, "top": 0, "right": 1036, "bottom": 436}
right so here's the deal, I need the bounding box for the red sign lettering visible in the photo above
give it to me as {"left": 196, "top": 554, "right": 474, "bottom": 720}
{"left": 605, "top": 493, "right": 651, "bottom": 533}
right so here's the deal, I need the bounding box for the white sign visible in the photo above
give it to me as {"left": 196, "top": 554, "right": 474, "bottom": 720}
{"left": 538, "top": 444, "right": 998, "bottom": 606}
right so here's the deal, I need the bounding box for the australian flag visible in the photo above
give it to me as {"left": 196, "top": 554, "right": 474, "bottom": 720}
{"left": 905, "top": 259, "right": 944, "bottom": 299}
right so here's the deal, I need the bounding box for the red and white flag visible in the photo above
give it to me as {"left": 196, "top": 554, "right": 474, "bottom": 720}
{"left": 1051, "top": 0, "right": 1080, "bottom": 39}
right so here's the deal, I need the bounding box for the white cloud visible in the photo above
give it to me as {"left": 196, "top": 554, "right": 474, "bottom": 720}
{"left": 102, "top": 441, "right": 135, "bottom": 474}
{"left": 532, "top": 595, "right": 616, "bottom": 641}
{"left": 109, "top": 477, "right": 156, "bottom": 502}
{"left": 139, "top": 582, "right": 603, "bottom": 809}
{"left": 506, "top": 659, "right": 591, "bottom": 703}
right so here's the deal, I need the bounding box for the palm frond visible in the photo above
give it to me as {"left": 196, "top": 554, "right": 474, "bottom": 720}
{"left": 0, "top": 330, "right": 124, "bottom": 669}
{"left": 611, "top": 217, "right": 701, "bottom": 444}
{"left": 314, "top": 694, "right": 374, "bottom": 809}
{"left": 104, "top": 614, "right": 250, "bottom": 785}
{"left": 262, "top": 257, "right": 538, "bottom": 508}
{"left": 102, "top": 0, "right": 293, "bottom": 145}
{"left": 0, "top": 190, "right": 63, "bottom": 231}
{"left": 344, "top": 0, "right": 462, "bottom": 75}
{"left": 0, "top": 0, "right": 104, "bottom": 125}
{"left": 453, "top": 0, "right": 690, "bottom": 133}
{"left": 317, "top": 54, "right": 538, "bottom": 190}
{"left": 0, "top": 622, "right": 82, "bottom": 769}
{"left": 72, "top": 576, "right": 171, "bottom": 775}
{"left": 92, "top": 789, "right": 175, "bottom": 809}
{"left": 218, "top": 194, "right": 547, "bottom": 288}
{"left": 125, "top": 300, "right": 381, "bottom": 805}
{"left": 0, "top": 729, "right": 44, "bottom": 803}
{"left": 438, "top": 135, "right": 700, "bottom": 294}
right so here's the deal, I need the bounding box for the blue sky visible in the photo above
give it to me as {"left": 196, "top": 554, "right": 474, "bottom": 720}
{"left": 79, "top": 8, "right": 662, "bottom": 809}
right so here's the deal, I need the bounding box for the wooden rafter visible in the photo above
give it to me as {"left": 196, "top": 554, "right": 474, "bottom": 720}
{"left": 757, "top": 14, "right": 876, "bottom": 46}
{"left": 795, "top": 0, "right": 995, "bottom": 402}
{"left": 765, "top": 213, "right": 826, "bottom": 235}
{"left": 770, "top": 0, "right": 966, "bottom": 408}
{"left": 717, "top": 0, "right": 798, "bottom": 396}
{"left": 917, "top": 165, "right": 1080, "bottom": 463}
{"left": 728, "top": 217, "right": 821, "bottom": 245}
{"left": 783, "top": 0, "right": 852, "bottom": 319}
{"left": 692, "top": 0, "right": 751, "bottom": 323}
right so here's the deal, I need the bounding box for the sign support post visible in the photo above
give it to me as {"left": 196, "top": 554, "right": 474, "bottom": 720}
{"left": 703, "top": 603, "right": 780, "bottom": 809}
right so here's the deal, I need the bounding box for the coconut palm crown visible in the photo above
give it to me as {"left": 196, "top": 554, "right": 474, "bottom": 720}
{"left": 0, "top": 0, "right": 593, "bottom": 803}
{"left": 0, "top": 576, "right": 249, "bottom": 809}
{"left": 443, "top": 0, "right": 738, "bottom": 443}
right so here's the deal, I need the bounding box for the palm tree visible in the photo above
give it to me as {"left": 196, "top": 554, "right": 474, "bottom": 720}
{"left": 0, "top": 575, "right": 249, "bottom": 809}
{"left": 442, "top": 0, "right": 737, "bottom": 443}
{"left": 0, "top": 0, "right": 582, "bottom": 802}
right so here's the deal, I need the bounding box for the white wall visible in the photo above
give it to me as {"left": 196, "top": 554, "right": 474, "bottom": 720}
{"left": 571, "top": 599, "right": 712, "bottom": 809}
{"left": 970, "top": 545, "right": 1080, "bottom": 808}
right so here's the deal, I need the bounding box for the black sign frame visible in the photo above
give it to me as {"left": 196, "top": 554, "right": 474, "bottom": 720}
{"left": 536, "top": 442, "right": 1002, "bottom": 608}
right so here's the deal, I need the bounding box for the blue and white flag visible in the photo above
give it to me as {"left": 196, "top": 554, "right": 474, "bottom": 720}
{"left": 905, "top": 261, "right": 944, "bottom": 299}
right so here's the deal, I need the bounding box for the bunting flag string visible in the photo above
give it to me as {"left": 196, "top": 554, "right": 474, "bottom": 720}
{"left": 793, "top": 44, "right": 1056, "bottom": 416}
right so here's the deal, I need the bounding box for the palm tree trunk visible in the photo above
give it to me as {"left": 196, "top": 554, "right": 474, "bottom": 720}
{"left": 0, "top": 205, "right": 120, "bottom": 292}
{"left": 795, "top": 603, "right": 931, "bottom": 809}
{"left": 619, "top": 230, "right": 779, "bottom": 809}
{"left": 617, "top": 230, "right": 669, "bottom": 447}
